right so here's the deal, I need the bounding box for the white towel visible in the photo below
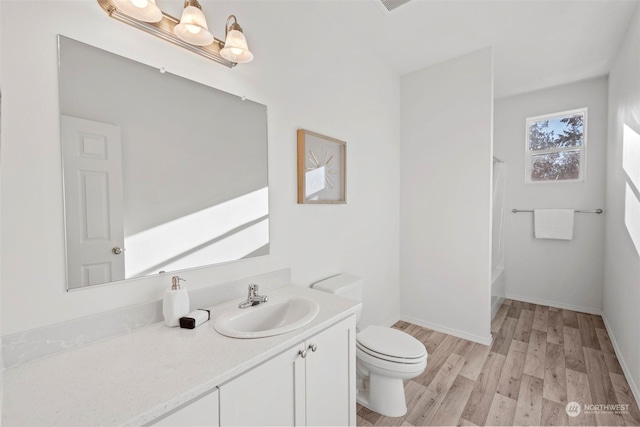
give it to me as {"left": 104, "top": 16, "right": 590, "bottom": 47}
{"left": 534, "top": 209, "right": 575, "bottom": 240}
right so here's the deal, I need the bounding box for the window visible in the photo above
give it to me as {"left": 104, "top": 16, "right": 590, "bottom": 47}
{"left": 525, "top": 108, "right": 587, "bottom": 183}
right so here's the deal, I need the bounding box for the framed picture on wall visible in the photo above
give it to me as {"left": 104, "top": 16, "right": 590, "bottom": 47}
{"left": 297, "top": 129, "right": 346, "bottom": 204}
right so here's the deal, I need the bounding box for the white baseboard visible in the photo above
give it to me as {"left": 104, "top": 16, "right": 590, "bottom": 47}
{"left": 601, "top": 314, "right": 640, "bottom": 409}
{"left": 400, "top": 315, "right": 493, "bottom": 346}
{"left": 383, "top": 315, "right": 402, "bottom": 328}
{"left": 505, "top": 293, "right": 602, "bottom": 315}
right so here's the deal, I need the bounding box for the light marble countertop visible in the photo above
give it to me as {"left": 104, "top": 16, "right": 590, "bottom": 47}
{"left": 2, "top": 285, "right": 360, "bottom": 427}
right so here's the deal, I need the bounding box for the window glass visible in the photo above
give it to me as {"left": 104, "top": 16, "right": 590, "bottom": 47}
{"left": 525, "top": 109, "right": 586, "bottom": 183}
{"left": 528, "top": 113, "right": 584, "bottom": 150}
{"left": 530, "top": 150, "right": 581, "bottom": 181}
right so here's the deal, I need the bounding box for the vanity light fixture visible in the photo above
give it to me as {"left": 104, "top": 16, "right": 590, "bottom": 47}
{"left": 112, "top": 0, "right": 162, "bottom": 22}
{"left": 220, "top": 15, "right": 253, "bottom": 64}
{"left": 97, "top": 0, "right": 254, "bottom": 68}
{"left": 174, "top": 0, "right": 214, "bottom": 46}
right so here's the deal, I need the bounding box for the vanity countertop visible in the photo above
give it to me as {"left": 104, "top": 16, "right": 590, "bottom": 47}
{"left": 2, "top": 285, "right": 360, "bottom": 427}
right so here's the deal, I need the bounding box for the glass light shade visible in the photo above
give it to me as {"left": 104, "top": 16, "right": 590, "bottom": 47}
{"left": 174, "top": 6, "right": 214, "bottom": 46}
{"left": 113, "top": 0, "right": 162, "bottom": 23}
{"left": 220, "top": 30, "right": 254, "bottom": 63}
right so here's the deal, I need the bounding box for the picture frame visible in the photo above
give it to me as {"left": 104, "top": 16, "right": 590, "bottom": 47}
{"left": 297, "top": 129, "right": 346, "bottom": 204}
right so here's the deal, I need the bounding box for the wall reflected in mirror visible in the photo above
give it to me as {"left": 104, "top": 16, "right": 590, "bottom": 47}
{"left": 58, "top": 36, "right": 269, "bottom": 290}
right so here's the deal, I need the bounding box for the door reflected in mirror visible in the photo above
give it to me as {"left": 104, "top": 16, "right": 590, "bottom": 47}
{"left": 58, "top": 36, "right": 269, "bottom": 290}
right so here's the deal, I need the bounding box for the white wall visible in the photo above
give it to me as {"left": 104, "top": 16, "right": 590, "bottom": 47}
{"left": 604, "top": 4, "right": 640, "bottom": 404}
{"left": 494, "top": 77, "right": 608, "bottom": 313}
{"left": 399, "top": 48, "right": 493, "bottom": 345}
{"left": 0, "top": 0, "right": 401, "bottom": 335}
{"left": 0, "top": 0, "right": 4, "bottom": 413}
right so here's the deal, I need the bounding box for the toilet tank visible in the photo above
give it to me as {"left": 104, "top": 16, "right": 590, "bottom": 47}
{"left": 312, "top": 274, "right": 363, "bottom": 323}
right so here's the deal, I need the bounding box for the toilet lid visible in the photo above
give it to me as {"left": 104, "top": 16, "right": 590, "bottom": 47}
{"left": 357, "top": 326, "right": 427, "bottom": 360}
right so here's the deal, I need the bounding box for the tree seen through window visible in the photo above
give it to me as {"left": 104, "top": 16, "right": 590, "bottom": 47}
{"left": 526, "top": 110, "right": 586, "bottom": 182}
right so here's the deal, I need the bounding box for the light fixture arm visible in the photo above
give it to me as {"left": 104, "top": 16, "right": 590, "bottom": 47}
{"left": 97, "top": 0, "right": 237, "bottom": 68}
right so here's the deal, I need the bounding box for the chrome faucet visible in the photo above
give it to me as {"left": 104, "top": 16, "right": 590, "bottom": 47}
{"left": 238, "top": 284, "right": 268, "bottom": 309}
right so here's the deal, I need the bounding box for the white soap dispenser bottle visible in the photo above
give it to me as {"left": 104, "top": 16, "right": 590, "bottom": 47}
{"left": 163, "top": 276, "right": 189, "bottom": 327}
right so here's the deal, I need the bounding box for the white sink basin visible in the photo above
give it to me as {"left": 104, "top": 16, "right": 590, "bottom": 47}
{"left": 213, "top": 295, "right": 320, "bottom": 338}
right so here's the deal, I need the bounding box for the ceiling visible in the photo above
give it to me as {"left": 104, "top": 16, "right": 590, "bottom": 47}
{"left": 310, "top": 0, "right": 639, "bottom": 98}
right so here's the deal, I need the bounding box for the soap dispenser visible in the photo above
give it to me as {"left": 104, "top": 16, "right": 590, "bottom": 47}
{"left": 163, "top": 276, "right": 189, "bottom": 327}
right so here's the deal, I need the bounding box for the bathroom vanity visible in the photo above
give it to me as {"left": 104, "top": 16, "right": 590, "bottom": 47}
{"left": 2, "top": 285, "right": 359, "bottom": 426}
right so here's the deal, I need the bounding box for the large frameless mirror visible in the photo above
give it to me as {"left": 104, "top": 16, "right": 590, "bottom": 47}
{"left": 58, "top": 36, "right": 269, "bottom": 290}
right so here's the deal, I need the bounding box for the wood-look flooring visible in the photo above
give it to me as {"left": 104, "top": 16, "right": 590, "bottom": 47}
{"left": 356, "top": 299, "right": 640, "bottom": 427}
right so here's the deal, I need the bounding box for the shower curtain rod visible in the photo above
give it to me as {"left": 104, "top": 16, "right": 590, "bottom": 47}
{"left": 511, "top": 208, "right": 603, "bottom": 214}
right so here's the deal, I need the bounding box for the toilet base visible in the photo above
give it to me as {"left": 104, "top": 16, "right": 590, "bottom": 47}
{"left": 356, "top": 373, "right": 408, "bottom": 418}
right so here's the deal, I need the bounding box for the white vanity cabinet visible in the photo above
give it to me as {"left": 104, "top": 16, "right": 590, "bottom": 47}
{"left": 219, "top": 315, "right": 356, "bottom": 426}
{"left": 2, "top": 285, "right": 360, "bottom": 427}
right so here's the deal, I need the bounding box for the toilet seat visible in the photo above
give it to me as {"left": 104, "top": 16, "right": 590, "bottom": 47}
{"left": 357, "top": 342, "right": 427, "bottom": 365}
{"left": 357, "top": 346, "right": 427, "bottom": 375}
{"left": 356, "top": 326, "right": 427, "bottom": 365}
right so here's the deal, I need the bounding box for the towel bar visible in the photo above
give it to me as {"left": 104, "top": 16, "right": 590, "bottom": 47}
{"left": 511, "top": 209, "right": 603, "bottom": 214}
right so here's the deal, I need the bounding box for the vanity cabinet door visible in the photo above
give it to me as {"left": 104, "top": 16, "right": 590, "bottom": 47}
{"left": 218, "top": 315, "right": 356, "bottom": 427}
{"left": 153, "top": 388, "right": 219, "bottom": 426}
{"left": 219, "top": 344, "right": 307, "bottom": 426}
{"left": 305, "top": 316, "right": 356, "bottom": 426}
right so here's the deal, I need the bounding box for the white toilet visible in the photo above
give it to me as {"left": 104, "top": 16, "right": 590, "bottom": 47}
{"left": 313, "top": 274, "right": 427, "bottom": 417}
